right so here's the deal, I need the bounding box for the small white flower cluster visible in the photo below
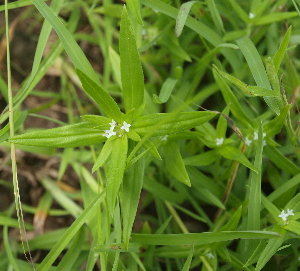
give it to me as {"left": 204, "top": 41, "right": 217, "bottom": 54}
{"left": 278, "top": 209, "right": 294, "bottom": 221}
{"left": 103, "top": 119, "right": 131, "bottom": 139}
{"left": 245, "top": 131, "right": 267, "bottom": 147}
{"left": 215, "top": 138, "right": 224, "bottom": 146}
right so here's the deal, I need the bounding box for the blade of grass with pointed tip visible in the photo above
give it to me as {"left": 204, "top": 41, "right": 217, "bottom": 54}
{"left": 236, "top": 36, "right": 280, "bottom": 114}
{"left": 153, "top": 78, "right": 178, "bottom": 104}
{"left": 77, "top": 69, "right": 123, "bottom": 120}
{"left": 273, "top": 26, "right": 292, "bottom": 73}
{"left": 120, "top": 7, "right": 144, "bottom": 113}
{"left": 182, "top": 245, "right": 194, "bottom": 271}
{"left": 127, "top": 0, "right": 143, "bottom": 25}
{"left": 131, "top": 231, "right": 279, "bottom": 246}
{"left": 175, "top": 1, "right": 196, "bottom": 37}
{"left": 92, "top": 138, "right": 114, "bottom": 173}
{"left": 31, "top": 0, "right": 99, "bottom": 84}
{"left": 36, "top": 191, "right": 105, "bottom": 271}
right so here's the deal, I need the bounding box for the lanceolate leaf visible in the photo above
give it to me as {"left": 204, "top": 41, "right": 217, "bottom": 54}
{"left": 175, "top": 1, "right": 197, "bottom": 37}
{"left": 120, "top": 7, "right": 144, "bottom": 112}
{"left": 106, "top": 136, "right": 128, "bottom": 215}
{"left": 76, "top": 69, "right": 123, "bottom": 121}
{"left": 132, "top": 111, "right": 216, "bottom": 137}
{"left": 8, "top": 122, "right": 105, "bottom": 148}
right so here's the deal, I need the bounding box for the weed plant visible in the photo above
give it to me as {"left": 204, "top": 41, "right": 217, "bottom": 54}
{"left": 0, "top": 0, "right": 300, "bottom": 270}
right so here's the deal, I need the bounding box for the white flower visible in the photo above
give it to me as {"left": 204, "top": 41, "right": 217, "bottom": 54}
{"left": 249, "top": 13, "right": 255, "bottom": 19}
{"left": 103, "top": 129, "right": 116, "bottom": 138}
{"left": 120, "top": 121, "right": 131, "bottom": 132}
{"left": 278, "top": 209, "right": 294, "bottom": 221}
{"left": 206, "top": 253, "right": 214, "bottom": 259}
{"left": 245, "top": 137, "right": 252, "bottom": 146}
{"left": 109, "top": 119, "right": 117, "bottom": 128}
{"left": 287, "top": 209, "right": 294, "bottom": 216}
{"left": 263, "top": 140, "right": 267, "bottom": 147}
{"left": 254, "top": 132, "right": 266, "bottom": 140}
{"left": 215, "top": 138, "right": 224, "bottom": 146}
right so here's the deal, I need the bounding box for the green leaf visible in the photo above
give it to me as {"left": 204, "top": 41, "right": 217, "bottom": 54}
{"left": 121, "top": 151, "right": 145, "bottom": 248}
{"left": 182, "top": 245, "right": 194, "bottom": 271}
{"left": 253, "top": 12, "right": 297, "bottom": 25}
{"left": 30, "top": 0, "right": 100, "bottom": 84}
{"left": 263, "top": 105, "right": 290, "bottom": 137}
{"left": 81, "top": 115, "right": 110, "bottom": 127}
{"left": 175, "top": 1, "right": 197, "bottom": 37}
{"left": 93, "top": 243, "right": 140, "bottom": 253}
{"left": 213, "top": 65, "right": 278, "bottom": 97}
{"left": 126, "top": 0, "right": 143, "bottom": 25}
{"left": 36, "top": 191, "right": 106, "bottom": 271}
{"left": 164, "top": 141, "right": 191, "bottom": 186}
{"left": 153, "top": 78, "right": 178, "bottom": 104}
{"left": 207, "top": 0, "right": 224, "bottom": 33}
{"left": 106, "top": 136, "right": 128, "bottom": 215}
{"left": 132, "top": 111, "right": 216, "bottom": 137}
{"left": 120, "top": 6, "right": 144, "bottom": 112}
{"left": 283, "top": 220, "right": 300, "bottom": 235}
{"left": 274, "top": 26, "right": 292, "bottom": 72}
{"left": 218, "top": 145, "right": 257, "bottom": 173}
{"left": 131, "top": 231, "right": 279, "bottom": 246}
{"left": 183, "top": 150, "right": 217, "bottom": 166}
{"left": 8, "top": 122, "right": 105, "bottom": 148}
{"left": 92, "top": 138, "right": 114, "bottom": 173}
{"left": 76, "top": 69, "right": 123, "bottom": 121}
{"left": 255, "top": 226, "right": 286, "bottom": 271}
{"left": 236, "top": 36, "right": 280, "bottom": 114}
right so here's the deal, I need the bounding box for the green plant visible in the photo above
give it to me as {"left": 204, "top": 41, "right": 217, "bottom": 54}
{"left": 1, "top": 0, "right": 300, "bottom": 270}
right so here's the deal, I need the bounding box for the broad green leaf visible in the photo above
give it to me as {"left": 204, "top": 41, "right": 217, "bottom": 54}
{"left": 153, "top": 78, "right": 178, "bottom": 104}
{"left": 120, "top": 7, "right": 144, "bottom": 112}
{"left": 283, "top": 220, "right": 300, "bottom": 235}
{"left": 255, "top": 226, "right": 286, "bottom": 271}
{"left": 218, "top": 145, "right": 257, "bottom": 173}
{"left": 81, "top": 115, "right": 110, "bottom": 127}
{"left": 126, "top": 0, "right": 143, "bottom": 25}
{"left": 92, "top": 138, "right": 115, "bottom": 172}
{"left": 175, "top": 1, "right": 197, "bottom": 37}
{"left": 213, "top": 65, "right": 278, "bottom": 97}
{"left": 274, "top": 26, "right": 292, "bottom": 72}
{"left": 36, "top": 191, "right": 106, "bottom": 271}
{"left": 132, "top": 111, "right": 216, "bottom": 137}
{"left": 121, "top": 151, "right": 145, "bottom": 248}
{"left": 183, "top": 150, "right": 217, "bottom": 166}
{"left": 31, "top": 0, "right": 99, "bottom": 84}
{"left": 76, "top": 69, "right": 123, "bottom": 121}
{"left": 236, "top": 36, "right": 280, "bottom": 114}
{"left": 8, "top": 123, "right": 105, "bottom": 148}
{"left": 131, "top": 231, "right": 279, "bottom": 246}
{"left": 164, "top": 141, "right": 191, "bottom": 186}
{"left": 106, "top": 136, "right": 128, "bottom": 215}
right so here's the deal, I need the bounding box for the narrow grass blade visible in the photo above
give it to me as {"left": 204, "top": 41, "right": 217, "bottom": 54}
{"left": 131, "top": 231, "right": 279, "bottom": 246}
{"left": 206, "top": 0, "right": 224, "bottom": 33}
{"left": 31, "top": 0, "right": 100, "bottom": 84}
{"left": 246, "top": 121, "right": 263, "bottom": 257}
{"left": 127, "top": 0, "right": 143, "bottom": 25}
{"left": 236, "top": 36, "right": 280, "bottom": 114}
{"left": 120, "top": 6, "right": 144, "bottom": 112}
{"left": 36, "top": 191, "right": 106, "bottom": 271}
{"left": 153, "top": 78, "right": 178, "bottom": 104}
{"left": 182, "top": 245, "right": 194, "bottom": 271}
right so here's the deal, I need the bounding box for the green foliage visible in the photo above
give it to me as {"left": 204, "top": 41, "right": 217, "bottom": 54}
{"left": 1, "top": 0, "right": 300, "bottom": 270}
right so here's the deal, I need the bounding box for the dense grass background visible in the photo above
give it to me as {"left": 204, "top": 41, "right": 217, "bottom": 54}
{"left": 0, "top": 0, "right": 300, "bottom": 270}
